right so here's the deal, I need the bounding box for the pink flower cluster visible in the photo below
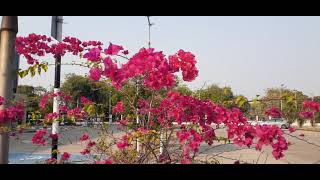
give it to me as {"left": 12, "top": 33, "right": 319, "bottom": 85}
{"left": 17, "top": 34, "right": 198, "bottom": 91}
{"left": 299, "top": 100, "right": 320, "bottom": 119}
{"left": 39, "top": 92, "right": 71, "bottom": 111}
{"left": 40, "top": 94, "right": 91, "bottom": 122}
{"left": 265, "top": 107, "right": 282, "bottom": 118}
{"left": 79, "top": 133, "right": 96, "bottom": 155}
{"left": 80, "top": 96, "right": 93, "bottom": 105}
{"left": 0, "top": 100, "right": 25, "bottom": 124}
{"left": 67, "top": 107, "right": 85, "bottom": 120}
{"left": 254, "top": 125, "right": 288, "bottom": 160}
{"left": 0, "top": 96, "right": 5, "bottom": 105}
{"left": 119, "top": 118, "right": 129, "bottom": 126}
{"left": 176, "top": 128, "right": 202, "bottom": 153}
{"left": 90, "top": 47, "right": 198, "bottom": 91}
{"left": 303, "top": 100, "right": 320, "bottom": 112}
{"left": 16, "top": 34, "right": 102, "bottom": 64}
{"left": 151, "top": 92, "right": 288, "bottom": 160}
{"left": 116, "top": 134, "right": 130, "bottom": 150}
{"left": 113, "top": 101, "right": 124, "bottom": 114}
{"left": 95, "top": 158, "right": 113, "bottom": 164}
{"left": 299, "top": 111, "right": 314, "bottom": 119}
{"left": 61, "top": 152, "right": 71, "bottom": 161}
{"left": 89, "top": 67, "right": 102, "bottom": 81}
{"left": 80, "top": 140, "right": 96, "bottom": 155}
{"left": 32, "top": 128, "right": 47, "bottom": 145}
{"left": 44, "top": 112, "right": 59, "bottom": 123}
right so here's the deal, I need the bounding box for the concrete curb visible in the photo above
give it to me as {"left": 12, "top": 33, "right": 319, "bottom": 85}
{"left": 295, "top": 128, "right": 320, "bottom": 132}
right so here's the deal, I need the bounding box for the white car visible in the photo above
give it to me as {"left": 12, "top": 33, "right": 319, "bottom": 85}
{"left": 248, "top": 118, "right": 290, "bottom": 129}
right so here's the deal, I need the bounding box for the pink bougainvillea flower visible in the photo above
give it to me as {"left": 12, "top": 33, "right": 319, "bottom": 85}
{"left": 49, "top": 133, "right": 59, "bottom": 140}
{"left": 86, "top": 141, "right": 96, "bottom": 148}
{"left": 265, "top": 107, "right": 282, "bottom": 118}
{"left": 119, "top": 118, "right": 129, "bottom": 126}
{"left": 0, "top": 110, "right": 6, "bottom": 123}
{"left": 83, "top": 48, "right": 101, "bottom": 62}
{"left": 63, "top": 95, "right": 71, "bottom": 102}
{"left": 61, "top": 152, "right": 71, "bottom": 161}
{"left": 80, "top": 148, "right": 90, "bottom": 155}
{"left": 39, "top": 94, "right": 50, "bottom": 110}
{"left": 67, "top": 107, "right": 84, "bottom": 120}
{"left": 116, "top": 134, "right": 129, "bottom": 150}
{"left": 272, "top": 150, "right": 284, "bottom": 160}
{"left": 113, "top": 101, "right": 124, "bottom": 114}
{"left": 0, "top": 96, "right": 5, "bottom": 105}
{"left": 299, "top": 111, "right": 314, "bottom": 119}
{"left": 32, "top": 128, "right": 47, "bottom": 145}
{"left": 303, "top": 100, "right": 320, "bottom": 112}
{"left": 95, "top": 158, "right": 113, "bottom": 164}
{"left": 89, "top": 67, "right": 101, "bottom": 81}
{"left": 181, "top": 158, "right": 192, "bottom": 164}
{"left": 80, "top": 133, "right": 89, "bottom": 141}
{"left": 52, "top": 91, "right": 63, "bottom": 97}
{"left": 122, "top": 50, "right": 129, "bottom": 55}
{"left": 80, "top": 96, "right": 93, "bottom": 105}
{"left": 289, "top": 127, "right": 296, "bottom": 133}
{"left": 59, "top": 105, "right": 68, "bottom": 113}
{"left": 104, "top": 43, "right": 123, "bottom": 55}
{"left": 44, "top": 112, "right": 59, "bottom": 123}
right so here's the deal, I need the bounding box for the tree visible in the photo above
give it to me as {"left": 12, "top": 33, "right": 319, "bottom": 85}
{"left": 195, "top": 84, "right": 250, "bottom": 113}
{"left": 16, "top": 85, "right": 46, "bottom": 112}
{"left": 256, "top": 88, "right": 308, "bottom": 123}
{"left": 196, "top": 84, "right": 234, "bottom": 104}
{"left": 11, "top": 33, "right": 292, "bottom": 164}
{"left": 60, "top": 73, "right": 112, "bottom": 116}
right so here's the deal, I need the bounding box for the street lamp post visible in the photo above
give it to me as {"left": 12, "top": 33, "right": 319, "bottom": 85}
{"left": 0, "top": 16, "right": 18, "bottom": 164}
{"left": 280, "top": 84, "right": 285, "bottom": 111}
{"left": 51, "top": 16, "right": 63, "bottom": 159}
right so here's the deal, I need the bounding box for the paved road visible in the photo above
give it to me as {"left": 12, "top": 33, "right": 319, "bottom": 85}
{"left": 8, "top": 126, "right": 320, "bottom": 164}
{"left": 196, "top": 128, "right": 320, "bottom": 164}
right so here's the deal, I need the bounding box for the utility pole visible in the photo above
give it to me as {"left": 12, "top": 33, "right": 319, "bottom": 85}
{"left": 0, "top": 16, "right": 18, "bottom": 164}
{"left": 294, "top": 90, "right": 297, "bottom": 110}
{"left": 280, "top": 84, "right": 284, "bottom": 111}
{"left": 136, "top": 82, "right": 140, "bottom": 153}
{"left": 51, "top": 16, "right": 63, "bottom": 159}
{"left": 146, "top": 16, "right": 153, "bottom": 48}
{"left": 108, "top": 90, "right": 112, "bottom": 124}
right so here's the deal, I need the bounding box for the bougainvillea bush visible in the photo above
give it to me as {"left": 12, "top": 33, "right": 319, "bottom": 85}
{"left": 2, "top": 33, "right": 313, "bottom": 164}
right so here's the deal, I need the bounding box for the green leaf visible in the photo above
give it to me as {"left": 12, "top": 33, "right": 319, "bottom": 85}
{"left": 84, "top": 104, "right": 95, "bottom": 116}
{"left": 252, "top": 98, "right": 259, "bottom": 106}
{"left": 236, "top": 96, "right": 247, "bottom": 108}
{"left": 287, "top": 95, "right": 294, "bottom": 103}
{"left": 18, "top": 70, "right": 29, "bottom": 78}
{"left": 41, "top": 64, "right": 48, "bottom": 72}
{"left": 29, "top": 66, "right": 36, "bottom": 77}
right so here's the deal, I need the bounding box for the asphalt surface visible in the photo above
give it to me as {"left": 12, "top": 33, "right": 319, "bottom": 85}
{"left": 8, "top": 126, "right": 320, "bottom": 164}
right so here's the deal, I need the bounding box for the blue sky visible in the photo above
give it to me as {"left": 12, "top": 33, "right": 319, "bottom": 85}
{"left": 2, "top": 16, "right": 320, "bottom": 99}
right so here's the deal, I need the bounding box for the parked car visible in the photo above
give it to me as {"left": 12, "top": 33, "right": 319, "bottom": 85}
{"left": 248, "top": 118, "right": 290, "bottom": 129}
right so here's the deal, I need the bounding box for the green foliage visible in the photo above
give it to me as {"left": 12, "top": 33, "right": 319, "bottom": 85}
{"left": 18, "top": 63, "right": 48, "bottom": 78}
{"left": 250, "top": 88, "right": 309, "bottom": 123}
{"left": 16, "top": 85, "right": 47, "bottom": 112}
